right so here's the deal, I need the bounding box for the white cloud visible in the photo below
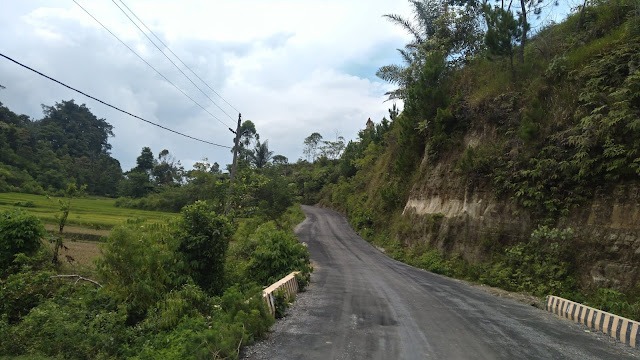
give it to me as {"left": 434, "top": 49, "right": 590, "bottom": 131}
{"left": 0, "top": 0, "right": 414, "bottom": 171}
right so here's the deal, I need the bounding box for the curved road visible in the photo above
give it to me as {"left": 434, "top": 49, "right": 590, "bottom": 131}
{"left": 243, "top": 206, "right": 638, "bottom": 359}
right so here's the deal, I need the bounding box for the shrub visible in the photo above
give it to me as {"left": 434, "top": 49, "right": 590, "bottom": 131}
{"left": 174, "top": 201, "right": 233, "bottom": 295}
{"left": 5, "top": 299, "right": 92, "bottom": 358}
{"left": 12, "top": 201, "right": 35, "bottom": 208}
{"left": 192, "top": 285, "right": 273, "bottom": 359}
{"left": 487, "top": 226, "right": 576, "bottom": 296}
{"left": 96, "top": 225, "right": 175, "bottom": 323}
{"left": 0, "top": 268, "right": 57, "bottom": 324}
{"left": 273, "top": 288, "right": 291, "bottom": 319}
{"left": 141, "top": 284, "right": 213, "bottom": 332}
{"left": 247, "top": 222, "right": 312, "bottom": 285}
{"left": 255, "top": 176, "right": 294, "bottom": 220}
{"left": 295, "top": 272, "right": 310, "bottom": 292}
{"left": 0, "top": 209, "right": 45, "bottom": 274}
{"left": 586, "top": 288, "right": 640, "bottom": 321}
{"left": 544, "top": 55, "right": 568, "bottom": 83}
{"left": 415, "top": 249, "right": 452, "bottom": 276}
{"left": 1, "top": 286, "right": 130, "bottom": 359}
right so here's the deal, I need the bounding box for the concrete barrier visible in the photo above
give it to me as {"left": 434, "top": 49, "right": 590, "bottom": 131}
{"left": 545, "top": 295, "right": 639, "bottom": 349}
{"left": 263, "top": 271, "right": 300, "bottom": 318}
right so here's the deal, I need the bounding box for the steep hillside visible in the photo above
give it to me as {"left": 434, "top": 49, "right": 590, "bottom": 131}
{"left": 317, "top": 1, "right": 640, "bottom": 320}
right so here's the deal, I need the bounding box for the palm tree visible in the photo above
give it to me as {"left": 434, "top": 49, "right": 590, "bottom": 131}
{"left": 251, "top": 140, "right": 274, "bottom": 169}
{"left": 376, "top": 0, "right": 445, "bottom": 100}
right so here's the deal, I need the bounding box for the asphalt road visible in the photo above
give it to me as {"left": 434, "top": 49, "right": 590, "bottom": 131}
{"left": 242, "top": 206, "right": 639, "bottom": 359}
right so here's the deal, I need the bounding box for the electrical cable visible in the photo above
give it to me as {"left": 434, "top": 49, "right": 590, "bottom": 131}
{"left": 118, "top": 0, "right": 241, "bottom": 114}
{"left": 112, "top": 0, "right": 237, "bottom": 122}
{"left": 72, "top": 0, "right": 231, "bottom": 129}
{"left": 0, "top": 52, "right": 231, "bottom": 149}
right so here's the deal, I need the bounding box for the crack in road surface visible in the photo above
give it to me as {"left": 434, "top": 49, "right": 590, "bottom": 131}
{"left": 242, "top": 206, "right": 640, "bottom": 359}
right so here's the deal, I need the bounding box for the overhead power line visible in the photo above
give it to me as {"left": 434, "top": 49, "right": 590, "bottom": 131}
{"left": 72, "top": 0, "right": 231, "bottom": 129}
{"left": 0, "top": 52, "right": 231, "bottom": 149}
{"left": 118, "top": 0, "right": 241, "bottom": 114}
{"left": 111, "top": 0, "right": 237, "bottom": 122}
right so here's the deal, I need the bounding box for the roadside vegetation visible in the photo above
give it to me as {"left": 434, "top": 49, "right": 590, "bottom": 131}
{"left": 1, "top": 97, "right": 311, "bottom": 358}
{"left": 2, "top": 1, "right": 639, "bottom": 356}
{"left": 0, "top": 202, "right": 310, "bottom": 359}
{"left": 295, "top": 0, "right": 640, "bottom": 321}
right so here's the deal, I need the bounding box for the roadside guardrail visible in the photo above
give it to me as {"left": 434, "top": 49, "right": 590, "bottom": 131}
{"left": 545, "top": 295, "right": 639, "bottom": 349}
{"left": 263, "top": 271, "right": 300, "bottom": 317}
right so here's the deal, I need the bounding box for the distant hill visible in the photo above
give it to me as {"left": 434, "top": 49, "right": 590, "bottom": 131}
{"left": 0, "top": 100, "right": 122, "bottom": 196}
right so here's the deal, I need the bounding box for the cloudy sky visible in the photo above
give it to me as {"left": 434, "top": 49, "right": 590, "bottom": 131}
{"left": 0, "top": 1, "right": 574, "bottom": 171}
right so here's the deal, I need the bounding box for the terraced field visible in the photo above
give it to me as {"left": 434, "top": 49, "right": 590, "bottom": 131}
{"left": 0, "top": 192, "right": 177, "bottom": 231}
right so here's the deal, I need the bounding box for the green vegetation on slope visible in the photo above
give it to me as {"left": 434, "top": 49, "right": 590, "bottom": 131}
{"left": 0, "top": 203, "right": 311, "bottom": 359}
{"left": 305, "top": 0, "right": 640, "bottom": 321}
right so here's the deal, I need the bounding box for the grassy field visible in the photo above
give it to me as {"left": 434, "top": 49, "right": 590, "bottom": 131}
{"left": 0, "top": 192, "right": 177, "bottom": 231}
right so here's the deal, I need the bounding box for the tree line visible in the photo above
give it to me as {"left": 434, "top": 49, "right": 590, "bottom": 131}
{"left": 0, "top": 99, "right": 298, "bottom": 214}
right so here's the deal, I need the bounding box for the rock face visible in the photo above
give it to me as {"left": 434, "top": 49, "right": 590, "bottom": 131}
{"left": 569, "top": 186, "right": 640, "bottom": 290}
{"left": 402, "top": 152, "right": 640, "bottom": 291}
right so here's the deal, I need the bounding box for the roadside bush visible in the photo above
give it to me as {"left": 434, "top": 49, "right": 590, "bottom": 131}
{"left": 174, "top": 201, "right": 233, "bottom": 295}
{"left": 130, "top": 317, "right": 205, "bottom": 360}
{"left": 486, "top": 226, "right": 576, "bottom": 296}
{"left": 225, "top": 232, "right": 259, "bottom": 288}
{"left": 585, "top": 288, "right": 640, "bottom": 322}
{"left": 277, "top": 204, "right": 306, "bottom": 230}
{"left": 195, "top": 285, "right": 273, "bottom": 359}
{"left": 247, "top": 222, "right": 312, "bottom": 285}
{"left": 295, "top": 272, "right": 310, "bottom": 292}
{"left": 97, "top": 225, "right": 176, "bottom": 323}
{"left": 0, "top": 285, "right": 130, "bottom": 359}
{"left": 141, "top": 284, "right": 213, "bottom": 332}
{"left": 226, "top": 205, "right": 308, "bottom": 288}
{"left": 113, "top": 285, "right": 271, "bottom": 360}
{"left": 273, "top": 288, "right": 291, "bottom": 319}
{"left": 6, "top": 299, "right": 92, "bottom": 358}
{"left": 413, "top": 248, "right": 452, "bottom": 276}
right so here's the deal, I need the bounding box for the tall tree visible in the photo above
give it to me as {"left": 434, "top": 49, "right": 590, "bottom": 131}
{"left": 303, "top": 133, "right": 323, "bottom": 162}
{"left": 119, "top": 147, "right": 156, "bottom": 198}
{"left": 483, "top": 3, "right": 522, "bottom": 72}
{"left": 377, "top": 0, "right": 444, "bottom": 100}
{"left": 272, "top": 155, "right": 288, "bottom": 166}
{"left": 233, "top": 120, "right": 258, "bottom": 165}
{"left": 134, "top": 147, "right": 154, "bottom": 174}
{"left": 272, "top": 155, "right": 289, "bottom": 176}
{"left": 320, "top": 134, "right": 346, "bottom": 160}
{"left": 517, "top": 0, "right": 556, "bottom": 63}
{"left": 152, "top": 149, "right": 184, "bottom": 186}
{"left": 377, "top": 1, "right": 483, "bottom": 100}
{"left": 251, "top": 140, "right": 274, "bottom": 169}
{"left": 38, "top": 100, "right": 114, "bottom": 158}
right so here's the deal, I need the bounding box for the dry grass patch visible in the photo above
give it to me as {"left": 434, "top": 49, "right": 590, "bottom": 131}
{"left": 50, "top": 240, "right": 102, "bottom": 273}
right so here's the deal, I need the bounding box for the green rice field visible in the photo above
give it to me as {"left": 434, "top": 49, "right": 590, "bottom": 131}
{"left": 0, "top": 192, "right": 177, "bottom": 231}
